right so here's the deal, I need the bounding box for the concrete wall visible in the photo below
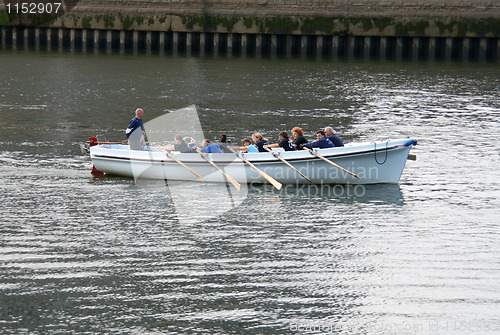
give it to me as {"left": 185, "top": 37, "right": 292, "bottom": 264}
{"left": 2, "top": 26, "right": 498, "bottom": 61}
{"left": 1, "top": 0, "right": 500, "bottom": 37}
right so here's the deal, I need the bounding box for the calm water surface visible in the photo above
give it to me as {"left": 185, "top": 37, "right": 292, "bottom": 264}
{"left": 1, "top": 51, "right": 499, "bottom": 334}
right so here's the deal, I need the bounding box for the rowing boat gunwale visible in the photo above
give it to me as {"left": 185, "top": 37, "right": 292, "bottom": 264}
{"left": 91, "top": 139, "right": 416, "bottom": 165}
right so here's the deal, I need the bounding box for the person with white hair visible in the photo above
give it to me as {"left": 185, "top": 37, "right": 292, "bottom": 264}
{"left": 324, "top": 126, "right": 344, "bottom": 147}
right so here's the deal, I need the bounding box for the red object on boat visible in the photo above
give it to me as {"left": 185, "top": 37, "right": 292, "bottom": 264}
{"left": 88, "top": 137, "right": 99, "bottom": 146}
{"left": 91, "top": 165, "right": 104, "bottom": 175}
{"left": 88, "top": 137, "right": 104, "bottom": 175}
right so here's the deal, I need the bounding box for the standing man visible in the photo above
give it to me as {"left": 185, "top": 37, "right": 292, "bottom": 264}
{"left": 324, "top": 126, "right": 344, "bottom": 147}
{"left": 126, "top": 108, "right": 145, "bottom": 150}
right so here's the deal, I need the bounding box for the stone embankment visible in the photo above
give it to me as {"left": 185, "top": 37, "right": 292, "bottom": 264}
{"left": 1, "top": 0, "right": 499, "bottom": 59}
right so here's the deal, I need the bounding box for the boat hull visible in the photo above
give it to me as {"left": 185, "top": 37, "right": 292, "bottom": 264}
{"left": 90, "top": 139, "right": 416, "bottom": 184}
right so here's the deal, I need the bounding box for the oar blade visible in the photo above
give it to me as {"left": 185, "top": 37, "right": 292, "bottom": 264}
{"left": 197, "top": 149, "right": 242, "bottom": 191}
{"left": 229, "top": 147, "right": 282, "bottom": 190}
{"left": 258, "top": 170, "right": 282, "bottom": 190}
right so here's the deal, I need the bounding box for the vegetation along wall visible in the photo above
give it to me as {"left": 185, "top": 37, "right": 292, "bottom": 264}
{"left": 1, "top": 0, "right": 499, "bottom": 59}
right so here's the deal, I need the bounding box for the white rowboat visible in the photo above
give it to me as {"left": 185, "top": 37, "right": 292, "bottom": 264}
{"left": 89, "top": 138, "right": 417, "bottom": 184}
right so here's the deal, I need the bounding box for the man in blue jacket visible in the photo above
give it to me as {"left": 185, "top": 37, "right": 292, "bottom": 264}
{"left": 126, "top": 108, "right": 145, "bottom": 150}
{"left": 325, "top": 126, "right": 344, "bottom": 147}
{"left": 201, "top": 139, "right": 223, "bottom": 153}
{"left": 304, "top": 130, "right": 335, "bottom": 149}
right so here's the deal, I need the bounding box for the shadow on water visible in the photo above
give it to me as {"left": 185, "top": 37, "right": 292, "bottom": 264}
{"left": 86, "top": 172, "right": 404, "bottom": 227}
{"left": 248, "top": 182, "right": 404, "bottom": 205}
{"left": 90, "top": 174, "right": 403, "bottom": 206}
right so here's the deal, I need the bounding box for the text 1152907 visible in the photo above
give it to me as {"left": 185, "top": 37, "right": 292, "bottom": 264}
{"left": 6, "top": 2, "right": 62, "bottom": 14}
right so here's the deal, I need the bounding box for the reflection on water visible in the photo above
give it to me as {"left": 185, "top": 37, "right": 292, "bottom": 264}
{"left": 1, "top": 50, "right": 499, "bottom": 334}
{"left": 250, "top": 183, "right": 403, "bottom": 204}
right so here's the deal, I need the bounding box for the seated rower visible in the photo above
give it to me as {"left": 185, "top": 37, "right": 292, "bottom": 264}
{"left": 264, "top": 131, "right": 296, "bottom": 151}
{"left": 291, "top": 126, "right": 308, "bottom": 150}
{"left": 159, "top": 134, "right": 191, "bottom": 152}
{"left": 201, "top": 139, "right": 223, "bottom": 153}
{"left": 304, "top": 130, "right": 335, "bottom": 149}
{"left": 183, "top": 137, "right": 197, "bottom": 151}
{"left": 231, "top": 138, "right": 259, "bottom": 153}
{"left": 218, "top": 134, "right": 233, "bottom": 153}
{"left": 324, "top": 126, "right": 344, "bottom": 147}
{"left": 252, "top": 133, "right": 269, "bottom": 152}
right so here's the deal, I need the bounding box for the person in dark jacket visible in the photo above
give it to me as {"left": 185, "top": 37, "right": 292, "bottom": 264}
{"left": 264, "top": 131, "right": 296, "bottom": 151}
{"left": 159, "top": 134, "right": 191, "bottom": 152}
{"left": 126, "top": 108, "right": 145, "bottom": 150}
{"left": 324, "top": 126, "right": 344, "bottom": 147}
{"left": 304, "top": 130, "right": 335, "bottom": 149}
{"left": 218, "top": 134, "right": 232, "bottom": 153}
{"left": 291, "top": 126, "right": 308, "bottom": 150}
{"left": 251, "top": 133, "right": 269, "bottom": 152}
{"left": 183, "top": 137, "right": 197, "bottom": 151}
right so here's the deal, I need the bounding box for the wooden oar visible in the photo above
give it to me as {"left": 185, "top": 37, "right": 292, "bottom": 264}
{"left": 196, "top": 149, "right": 241, "bottom": 191}
{"left": 228, "top": 147, "right": 282, "bottom": 190}
{"left": 264, "top": 147, "right": 313, "bottom": 184}
{"left": 307, "top": 148, "right": 360, "bottom": 179}
{"left": 158, "top": 148, "right": 204, "bottom": 182}
{"left": 82, "top": 139, "right": 128, "bottom": 155}
{"left": 86, "top": 139, "right": 129, "bottom": 145}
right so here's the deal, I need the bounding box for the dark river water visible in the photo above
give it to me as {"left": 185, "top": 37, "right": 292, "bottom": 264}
{"left": 1, "top": 50, "right": 499, "bottom": 334}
